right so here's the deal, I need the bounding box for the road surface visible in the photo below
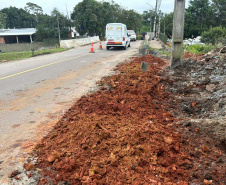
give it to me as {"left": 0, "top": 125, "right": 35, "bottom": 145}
{"left": 0, "top": 41, "right": 142, "bottom": 182}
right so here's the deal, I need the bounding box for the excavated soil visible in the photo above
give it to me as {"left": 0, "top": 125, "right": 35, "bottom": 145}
{"left": 9, "top": 54, "right": 225, "bottom": 184}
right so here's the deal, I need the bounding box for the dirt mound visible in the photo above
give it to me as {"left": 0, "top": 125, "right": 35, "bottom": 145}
{"left": 165, "top": 49, "right": 226, "bottom": 151}
{"left": 9, "top": 54, "right": 225, "bottom": 184}
{"left": 32, "top": 55, "right": 193, "bottom": 184}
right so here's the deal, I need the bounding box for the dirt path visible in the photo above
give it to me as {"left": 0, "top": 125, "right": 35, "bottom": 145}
{"left": 150, "top": 40, "right": 163, "bottom": 49}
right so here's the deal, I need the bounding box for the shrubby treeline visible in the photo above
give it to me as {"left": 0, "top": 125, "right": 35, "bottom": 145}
{"left": 158, "top": 0, "right": 225, "bottom": 39}
{"left": 0, "top": 0, "right": 142, "bottom": 41}
{"left": 0, "top": 0, "right": 225, "bottom": 41}
{"left": 71, "top": 0, "right": 142, "bottom": 37}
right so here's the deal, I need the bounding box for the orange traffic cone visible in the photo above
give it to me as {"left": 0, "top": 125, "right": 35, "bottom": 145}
{"left": 98, "top": 41, "right": 103, "bottom": 50}
{"left": 90, "top": 42, "right": 95, "bottom": 53}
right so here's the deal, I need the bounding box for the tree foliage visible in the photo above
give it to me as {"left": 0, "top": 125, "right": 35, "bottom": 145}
{"left": 25, "top": 2, "right": 43, "bottom": 16}
{"left": 35, "top": 8, "right": 70, "bottom": 41}
{"left": 0, "top": 12, "right": 7, "bottom": 29}
{"left": 0, "top": 0, "right": 225, "bottom": 42}
{"left": 160, "top": 13, "right": 173, "bottom": 38}
{"left": 201, "top": 26, "right": 226, "bottom": 45}
{"left": 71, "top": 0, "right": 142, "bottom": 36}
{"left": 160, "top": 0, "right": 225, "bottom": 39}
{"left": 1, "top": 6, "right": 36, "bottom": 28}
{"left": 184, "top": 0, "right": 214, "bottom": 38}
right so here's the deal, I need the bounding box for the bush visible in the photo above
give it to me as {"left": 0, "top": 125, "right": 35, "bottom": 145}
{"left": 184, "top": 44, "right": 216, "bottom": 54}
{"left": 140, "top": 25, "right": 150, "bottom": 33}
{"left": 201, "top": 26, "right": 226, "bottom": 45}
{"left": 137, "top": 35, "right": 143, "bottom": 40}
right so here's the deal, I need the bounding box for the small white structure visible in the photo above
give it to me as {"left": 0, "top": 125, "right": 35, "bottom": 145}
{"left": 70, "top": 27, "right": 80, "bottom": 38}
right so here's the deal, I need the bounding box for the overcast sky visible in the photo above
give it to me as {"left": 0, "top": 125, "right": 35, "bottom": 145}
{"left": 0, "top": 0, "right": 189, "bottom": 15}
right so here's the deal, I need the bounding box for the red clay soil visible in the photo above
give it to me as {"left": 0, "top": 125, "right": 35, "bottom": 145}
{"left": 183, "top": 52, "right": 204, "bottom": 62}
{"left": 30, "top": 55, "right": 225, "bottom": 185}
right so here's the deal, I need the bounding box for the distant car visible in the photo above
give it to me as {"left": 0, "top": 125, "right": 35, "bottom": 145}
{"left": 127, "top": 30, "right": 136, "bottom": 41}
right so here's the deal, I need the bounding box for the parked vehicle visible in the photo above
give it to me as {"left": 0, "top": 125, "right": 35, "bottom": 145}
{"left": 105, "top": 23, "right": 130, "bottom": 50}
{"left": 127, "top": 30, "right": 136, "bottom": 41}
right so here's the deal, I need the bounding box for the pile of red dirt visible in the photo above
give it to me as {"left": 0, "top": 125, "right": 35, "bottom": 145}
{"left": 23, "top": 55, "right": 225, "bottom": 184}
{"left": 183, "top": 52, "right": 204, "bottom": 62}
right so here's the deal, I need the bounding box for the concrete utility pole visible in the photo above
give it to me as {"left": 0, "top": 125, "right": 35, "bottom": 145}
{"left": 164, "top": 15, "right": 165, "bottom": 35}
{"left": 150, "top": 11, "right": 152, "bottom": 33}
{"left": 57, "top": 14, "right": 61, "bottom": 46}
{"left": 158, "top": 15, "right": 161, "bottom": 37}
{"left": 147, "top": 3, "right": 155, "bottom": 40}
{"left": 171, "top": 0, "right": 186, "bottom": 69}
{"left": 153, "top": 0, "right": 158, "bottom": 38}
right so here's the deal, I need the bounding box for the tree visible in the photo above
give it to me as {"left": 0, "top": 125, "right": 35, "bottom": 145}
{"left": 211, "top": 0, "right": 226, "bottom": 26}
{"left": 35, "top": 8, "right": 70, "bottom": 41}
{"left": 71, "top": 0, "right": 142, "bottom": 37}
{"left": 160, "top": 13, "right": 173, "bottom": 38}
{"left": 1, "top": 6, "right": 35, "bottom": 28}
{"left": 71, "top": 0, "right": 103, "bottom": 36}
{"left": 24, "top": 2, "right": 43, "bottom": 27}
{"left": 142, "top": 10, "right": 155, "bottom": 31}
{"left": 24, "top": 2, "right": 43, "bottom": 16}
{"left": 0, "top": 12, "right": 7, "bottom": 29}
{"left": 184, "top": 0, "right": 214, "bottom": 38}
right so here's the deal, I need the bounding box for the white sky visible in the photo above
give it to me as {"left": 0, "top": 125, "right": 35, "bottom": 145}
{"left": 0, "top": 0, "right": 189, "bottom": 16}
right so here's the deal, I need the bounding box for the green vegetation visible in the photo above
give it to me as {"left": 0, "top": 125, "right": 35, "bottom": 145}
{"left": 0, "top": 48, "right": 67, "bottom": 62}
{"left": 0, "top": 3, "right": 70, "bottom": 41}
{"left": 160, "top": 0, "right": 225, "bottom": 39}
{"left": 0, "top": 12, "right": 6, "bottom": 28}
{"left": 71, "top": 0, "right": 142, "bottom": 37}
{"left": 137, "top": 35, "right": 143, "bottom": 40}
{"left": 160, "top": 50, "right": 171, "bottom": 56}
{"left": 201, "top": 26, "right": 226, "bottom": 45}
{"left": 183, "top": 44, "right": 216, "bottom": 54}
{"left": 0, "top": 0, "right": 225, "bottom": 43}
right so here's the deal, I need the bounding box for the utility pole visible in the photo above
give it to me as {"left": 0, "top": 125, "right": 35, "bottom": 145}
{"left": 150, "top": 11, "right": 152, "bottom": 33}
{"left": 171, "top": 0, "right": 186, "bottom": 69}
{"left": 153, "top": 0, "right": 158, "bottom": 38}
{"left": 164, "top": 15, "right": 165, "bottom": 35}
{"left": 158, "top": 14, "right": 161, "bottom": 37}
{"left": 57, "top": 14, "right": 61, "bottom": 46}
{"left": 147, "top": 3, "right": 155, "bottom": 40}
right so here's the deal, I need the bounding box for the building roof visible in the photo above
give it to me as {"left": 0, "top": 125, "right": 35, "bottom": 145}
{"left": 0, "top": 28, "right": 36, "bottom": 36}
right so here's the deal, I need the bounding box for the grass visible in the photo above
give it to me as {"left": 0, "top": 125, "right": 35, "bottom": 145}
{"left": 183, "top": 44, "right": 216, "bottom": 54}
{"left": 150, "top": 47, "right": 171, "bottom": 56}
{"left": 161, "top": 50, "right": 171, "bottom": 56}
{"left": 0, "top": 48, "right": 68, "bottom": 62}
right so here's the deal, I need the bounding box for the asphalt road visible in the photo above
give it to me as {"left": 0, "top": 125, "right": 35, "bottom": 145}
{"left": 0, "top": 40, "right": 142, "bottom": 182}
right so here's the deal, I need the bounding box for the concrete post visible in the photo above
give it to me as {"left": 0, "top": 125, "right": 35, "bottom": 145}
{"left": 30, "top": 35, "right": 33, "bottom": 43}
{"left": 171, "top": 0, "right": 186, "bottom": 69}
{"left": 16, "top": 36, "right": 19, "bottom": 43}
{"left": 150, "top": 11, "right": 152, "bottom": 33}
{"left": 153, "top": 0, "right": 158, "bottom": 38}
{"left": 57, "top": 14, "right": 61, "bottom": 47}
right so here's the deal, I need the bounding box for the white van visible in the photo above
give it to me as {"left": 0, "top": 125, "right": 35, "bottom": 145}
{"left": 105, "top": 23, "right": 130, "bottom": 50}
